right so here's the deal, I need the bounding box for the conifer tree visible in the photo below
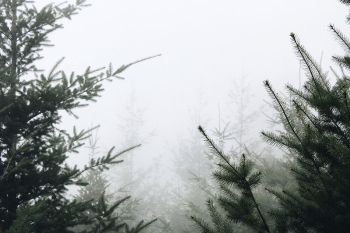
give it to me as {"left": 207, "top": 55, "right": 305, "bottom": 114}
{"left": 203, "top": 72, "right": 290, "bottom": 233}
{"left": 0, "top": 0, "right": 158, "bottom": 231}
{"left": 223, "top": 71, "right": 263, "bottom": 156}
{"left": 262, "top": 31, "right": 350, "bottom": 233}
{"left": 68, "top": 126, "right": 120, "bottom": 232}
{"left": 167, "top": 87, "right": 214, "bottom": 232}
{"left": 109, "top": 86, "right": 159, "bottom": 229}
{"left": 74, "top": 127, "right": 112, "bottom": 212}
{"left": 192, "top": 1, "right": 350, "bottom": 232}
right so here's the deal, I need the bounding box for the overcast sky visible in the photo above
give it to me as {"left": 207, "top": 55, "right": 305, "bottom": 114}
{"left": 31, "top": 0, "right": 349, "bottom": 169}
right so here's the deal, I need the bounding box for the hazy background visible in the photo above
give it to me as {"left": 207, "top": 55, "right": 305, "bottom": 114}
{"left": 31, "top": 0, "right": 348, "bottom": 186}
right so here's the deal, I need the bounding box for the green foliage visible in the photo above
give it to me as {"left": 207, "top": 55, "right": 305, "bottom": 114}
{"left": 124, "top": 219, "right": 157, "bottom": 233}
{"left": 6, "top": 198, "right": 48, "bottom": 233}
{"left": 167, "top": 88, "right": 215, "bottom": 233}
{"left": 262, "top": 30, "right": 350, "bottom": 232}
{"left": 193, "top": 1, "right": 350, "bottom": 232}
{"left": 88, "top": 194, "right": 129, "bottom": 232}
{"left": 0, "top": 0, "right": 90, "bottom": 76}
{"left": 193, "top": 126, "right": 270, "bottom": 233}
{"left": 107, "top": 86, "right": 161, "bottom": 232}
{"left": 0, "top": 0, "right": 158, "bottom": 232}
{"left": 69, "top": 128, "right": 157, "bottom": 233}
{"left": 191, "top": 199, "right": 234, "bottom": 233}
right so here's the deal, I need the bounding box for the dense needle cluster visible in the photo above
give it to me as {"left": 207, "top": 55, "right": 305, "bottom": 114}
{"left": 0, "top": 0, "right": 156, "bottom": 232}
{"left": 192, "top": 1, "right": 350, "bottom": 233}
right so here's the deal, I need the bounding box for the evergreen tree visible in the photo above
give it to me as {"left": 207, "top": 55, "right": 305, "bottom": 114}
{"left": 192, "top": 1, "right": 350, "bottom": 232}
{"left": 206, "top": 72, "right": 291, "bottom": 233}
{"left": 75, "top": 127, "right": 112, "bottom": 212}
{"left": 173, "top": 74, "right": 280, "bottom": 233}
{"left": 167, "top": 87, "right": 214, "bottom": 232}
{"left": 112, "top": 86, "right": 156, "bottom": 188}
{"left": 262, "top": 32, "right": 350, "bottom": 233}
{"left": 0, "top": 0, "right": 158, "bottom": 231}
{"left": 192, "top": 127, "right": 271, "bottom": 233}
{"left": 109, "top": 86, "right": 158, "bottom": 227}
{"left": 69, "top": 126, "right": 120, "bottom": 232}
{"left": 223, "top": 71, "right": 263, "bottom": 156}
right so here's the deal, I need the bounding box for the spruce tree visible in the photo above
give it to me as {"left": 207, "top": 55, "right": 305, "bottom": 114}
{"left": 224, "top": 71, "right": 263, "bottom": 156}
{"left": 168, "top": 87, "right": 214, "bottom": 232}
{"left": 262, "top": 32, "right": 350, "bottom": 233}
{"left": 0, "top": 0, "right": 158, "bottom": 231}
{"left": 69, "top": 126, "right": 121, "bottom": 232}
{"left": 192, "top": 0, "right": 350, "bottom": 232}
{"left": 109, "top": 86, "right": 158, "bottom": 227}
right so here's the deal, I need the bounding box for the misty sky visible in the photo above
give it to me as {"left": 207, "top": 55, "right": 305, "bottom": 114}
{"left": 31, "top": 0, "right": 349, "bottom": 170}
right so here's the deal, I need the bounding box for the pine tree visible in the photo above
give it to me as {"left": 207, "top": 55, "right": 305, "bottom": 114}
{"left": 179, "top": 74, "right": 279, "bottom": 233}
{"left": 224, "top": 71, "right": 263, "bottom": 156}
{"left": 192, "top": 0, "right": 350, "bottom": 232}
{"left": 167, "top": 87, "right": 214, "bottom": 232}
{"left": 108, "top": 85, "right": 159, "bottom": 229}
{"left": 0, "top": 0, "right": 158, "bottom": 231}
{"left": 69, "top": 127, "right": 157, "bottom": 233}
{"left": 200, "top": 72, "right": 290, "bottom": 233}
{"left": 262, "top": 32, "right": 350, "bottom": 233}
{"left": 192, "top": 127, "right": 270, "bottom": 233}
{"left": 68, "top": 126, "right": 119, "bottom": 232}
{"left": 75, "top": 127, "right": 112, "bottom": 212}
